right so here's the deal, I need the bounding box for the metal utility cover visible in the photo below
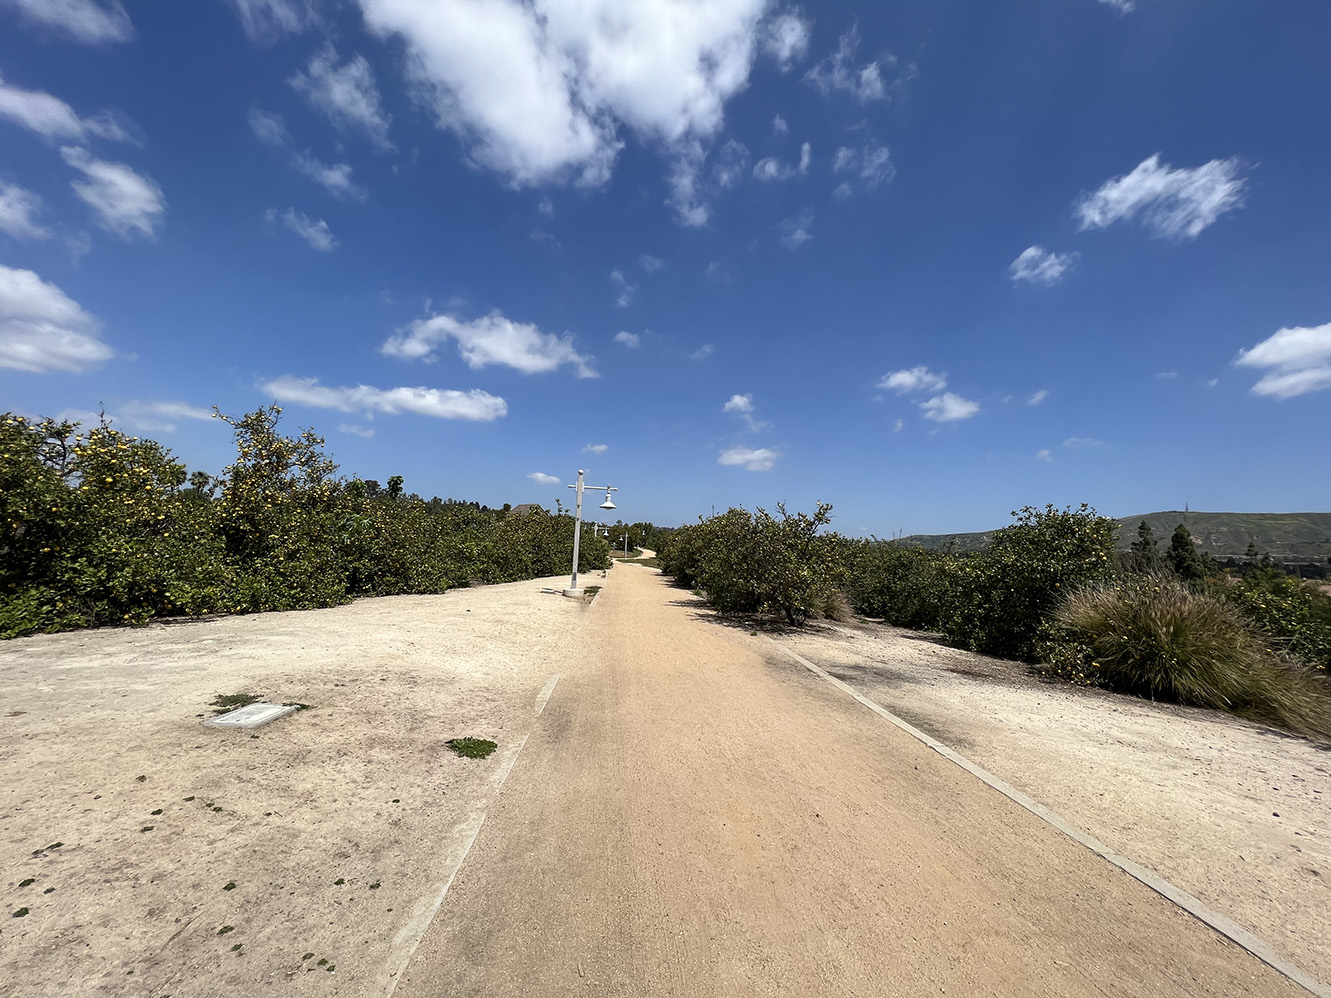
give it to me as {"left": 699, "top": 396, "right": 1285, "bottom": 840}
{"left": 206, "top": 703, "right": 298, "bottom": 729}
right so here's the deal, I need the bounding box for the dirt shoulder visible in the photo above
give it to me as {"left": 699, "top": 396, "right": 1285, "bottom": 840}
{"left": 773, "top": 616, "right": 1331, "bottom": 985}
{"left": 0, "top": 571, "right": 605, "bottom": 998}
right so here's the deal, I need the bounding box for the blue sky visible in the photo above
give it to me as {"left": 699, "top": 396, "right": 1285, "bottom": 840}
{"left": 2, "top": 0, "right": 1329, "bottom": 536}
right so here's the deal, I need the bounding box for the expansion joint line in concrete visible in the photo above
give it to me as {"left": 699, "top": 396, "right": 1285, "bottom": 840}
{"left": 764, "top": 635, "right": 1330, "bottom": 998}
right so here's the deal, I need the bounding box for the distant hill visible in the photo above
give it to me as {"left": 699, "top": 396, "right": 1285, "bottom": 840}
{"left": 898, "top": 511, "right": 1331, "bottom": 562}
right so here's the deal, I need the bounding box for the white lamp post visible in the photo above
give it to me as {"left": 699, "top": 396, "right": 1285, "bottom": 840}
{"left": 564, "top": 470, "right": 617, "bottom": 597}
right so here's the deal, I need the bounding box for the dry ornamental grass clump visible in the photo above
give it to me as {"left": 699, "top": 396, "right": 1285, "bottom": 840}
{"left": 1055, "top": 578, "right": 1331, "bottom": 738}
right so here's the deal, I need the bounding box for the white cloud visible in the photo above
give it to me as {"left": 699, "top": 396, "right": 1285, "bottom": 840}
{"left": 892, "top": 418, "right": 903, "bottom": 433}
{"left": 610, "top": 269, "right": 635, "bottom": 307}
{"left": 1028, "top": 389, "right": 1050, "bottom": 406}
{"left": 228, "top": 0, "right": 321, "bottom": 43}
{"left": 754, "top": 141, "right": 810, "bottom": 182}
{"left": 1155, "top": 370, "right": 1178, "bottom": 379}
{"left": 723, "top": 393, "right": 754, "bottom": 414}
{"left": 265, "top": 207, "right": 337, "bottom": 251}
{"left": 779, "top": 207, "right": 813, "bottom": 249}
{"left": 247, "top": 106, "right": 290, "bottom": 146}
{"left": 0, "top": 263, "right": 112, "bottom": 372}
{"left": 760, "top": 8, "right": 811, "bottom": 72}
{"left": 339, "top": 423, "right": 376, "bottom": 437}
{"left": 0, "top": 72, "right": 99, "bottom": 141}
{"left": 1234, "top": 322, "right": 1331, "bottom": 399}
{"left": 1099, "top": 0, "right": 1135, "bottom": 12}
{"left": 292, "top": 152, "right": 367, "bottom": 201}
{"left": 830, "top": 141, "right": 893, "bottom": 195}
{"left": 639, "top": 253, "right": 664, "bottom": 273}
{"left": 718, "top": 445, "right": 779, "bottom": 472}
{"left": 710, "top": 138, "right": 750, "bottom": 190}
{"left": 538, "top": 195, "right": 554, "bottom": 217}
{"left": 1063, "top": 437, "right": 1109, "bottom": 448}
{"left": 116, "top": 400, "right": 214, "bottom": 432}
{"left": 804, "top": 25, "right": 890, "bottom": 102}
{"left": 527, "top": 471, "right": 560, "bottom": 485}
{"left": 583, "top": 443, "right": 608, "bottom": 454}
{"left": 1076, "top": 153, "right": 1246, "bottom": 239}
{"left": 1009, "top": 245, "right": 1077, "bottom": 286}
{"left": 878, "top": 366, "right": 946, "bottom": 395}
{"left": 772, "top": 113, "right": 788, "bottom": 135}
{"left": 2, "top": 0, "right": 133, "bottom": 44}
{"left": 60, "top": 146, "right": 165, "bottom": 238}
{"left": 0, "top": 182, "right": 51, "bottom": 239}
{"left": 1036, "top": 449, "right": 1053, "bottom": 462}
{"left": 261, "top": 375, "right": 508, "bottom": 421}
{"left": 614, "top": 330, "right": 641, "bottom": 348}
{"left": 288, "top": 43, "right": 394, "bottom": 150}
{"left": 704, "top": 261, "right": 730, "bottom": 284}
{"left": 358, "top": 0, "right": 766, "bottom": 189}
{"left": 691, "top": 343, "right": 714, "bottom": 360}
{"left": 382, "top": 310, "right": 597, "bottom": 378}
{"left": 920, "top": 393, "right": 979, "bottom": 422}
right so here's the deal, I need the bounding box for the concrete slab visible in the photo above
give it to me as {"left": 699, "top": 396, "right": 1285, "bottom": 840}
{"left": 205, "top": 702, "right": 298, "bottom": 729}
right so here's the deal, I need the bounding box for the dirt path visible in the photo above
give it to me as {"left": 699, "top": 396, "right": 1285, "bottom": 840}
{"left": 392, "top": 565, "right": 1305, "bottom": 997}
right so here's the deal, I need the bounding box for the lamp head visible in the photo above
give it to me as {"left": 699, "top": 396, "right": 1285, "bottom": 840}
{"left": 599, "top": 493, "right": 617, "bottom": 510}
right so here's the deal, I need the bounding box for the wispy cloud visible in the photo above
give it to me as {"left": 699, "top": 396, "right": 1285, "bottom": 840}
{"left": 772, "top": 114, "right": 789, "bottom": 135}
{"left": 691, "top": 343, "right": 715, "bottom": 361}
{"left": 265, "top": 207, "right": 336, "bottom": 251}
{"left": 1036, "top": 449, "right": 1054, "bottom": 462}
{"left": 754, "top": 142, "right": 810, "bottom": 182}
{"left": 1009, "top": 246, "right": 1077, "bottom": 286}
{"left": 805, "top": 25, "right": 892, "bottom": 102}
{"left": 1076, "top": 153, "right": 1246, "bottom": 239}
{"left": 831, "top": 141, "right": 893, "bottom": 197}
{"left": 779, "top": 208, "right": 813, "bottom": 249}
{"left": 527, "top": 472, "right": 560, "bottom": 485}
{"left": 288, "top": 42, "right": 394, "bottom": 150}
{"left": 382, "top": 310, "right": 597, "bottom": 378}
{"left": 4, "top": 0, "right": 133, "bottom": 44}
{"left": 61, "top": 146, "right": 165, "bottom": 239}
{"left": 292, "top": 151, "right": 367, "bottom": 201}
{"left": 1098, "top": 0, "right": 1135, "bottom": 13}
{"left": 610, "top": 269, "right": 635, "bottom": 307}
{"left": 718, "top": 446, "right": 780, "bottom": 472}
{"left": 583, "top": 443, "right": 608, "bottom": 455}
{"left": 115, "top": 400, "right": 214, "bottom": 432}
{"left": 761, "top": 8, "right": 811, "bottom": 73}
{"left": 339, "top": 423, "right": 375, "bottom": 438}
{"left": 0, "top": 72, "right": 135, "bottom": 143}
{"left": 614, "top": 330, "right": 641, "bottom": 348}
{"left": 723, "top": 392, "right": 769, "bottom": 432}
{"left": 1064, "top": 436, "right": 1109, "bottom": 448}
{"left": 1028, "top": 389, "right": 1050, "bottom": 405}
{"left": 261, "top": 376, "right": 508, "bottom": 421}
{"left": 248, "top": 106, "right": 290, "bottom": 146}
{"left": 1235, "top": 322, "right": 1331, "bottom": 399}
{"left": 639, "top": 254, "right": 664, "bottom": 273}
{"left": 0, "top": 182, "right": 51, "bottom": 240}
{"left": 227, "top": 0, "right": 321, "bottom": 43}
{"left": 0, "top": 263, "right": 112, "bottom": 372}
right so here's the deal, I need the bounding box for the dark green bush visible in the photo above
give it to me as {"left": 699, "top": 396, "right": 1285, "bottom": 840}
{"left": 0, "top": 409, "right": 609, "bottom": 638}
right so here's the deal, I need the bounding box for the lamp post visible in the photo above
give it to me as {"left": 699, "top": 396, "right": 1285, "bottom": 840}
{"left": 565, "top": 470, "right": 617, "bottom": 597}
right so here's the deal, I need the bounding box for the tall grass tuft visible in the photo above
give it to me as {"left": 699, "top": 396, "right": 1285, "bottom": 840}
{"left": 1054, "top": 577, "right": 1331, "bottom": 738}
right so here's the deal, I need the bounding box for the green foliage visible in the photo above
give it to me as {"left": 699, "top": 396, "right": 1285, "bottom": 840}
{"left": 1052, "top": 578, "right": 1331, "bottom": 737}
{"left": 936, "top": 505, "right": 1120, "bottom": 660}
{"left": 0, "top": 409, "right": 609, "bottom": 638}
{"left": 659, "top": 503, "right": 842, "bottom": 625}
{"left": 1167, "top": 523, "right": 1209, "bottom": 583}
{"left": 1225, "top": 569, "right": 1331, "bottom": 673}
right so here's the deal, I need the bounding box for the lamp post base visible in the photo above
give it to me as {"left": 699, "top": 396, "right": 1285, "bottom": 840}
{"left": 562, "top": 588, "right": 584, "bottom": 598}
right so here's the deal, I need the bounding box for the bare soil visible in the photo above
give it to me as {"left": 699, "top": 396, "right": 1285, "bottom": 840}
{"left": 0, "top": 560, "right": 1325, "bottom": 996}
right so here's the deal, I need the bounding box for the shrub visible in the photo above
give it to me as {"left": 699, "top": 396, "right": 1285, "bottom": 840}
{"left": 1224, "top": 569, "right": 1331, "bottom": 673}
{"left": 1053, "top": 578, "right": 1331, "bottom": 738}
{"left": 940, "top": 504, "right": 1119, "bottom": 660}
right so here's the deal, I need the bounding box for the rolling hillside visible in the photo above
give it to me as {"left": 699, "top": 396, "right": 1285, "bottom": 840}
{"left": 899, "top": 511, "right": 1331, "bottom": 562}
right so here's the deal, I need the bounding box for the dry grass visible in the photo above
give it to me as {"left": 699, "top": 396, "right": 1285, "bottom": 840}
{"left": 1056, "top": 578, "right": 1331, "bottom": 739}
